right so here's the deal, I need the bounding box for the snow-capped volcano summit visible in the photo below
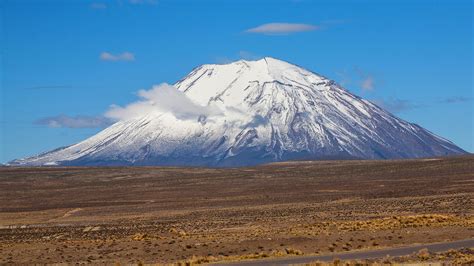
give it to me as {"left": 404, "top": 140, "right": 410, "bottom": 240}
{"left": 11, "top": 57, "right": 466, "bottom": 166}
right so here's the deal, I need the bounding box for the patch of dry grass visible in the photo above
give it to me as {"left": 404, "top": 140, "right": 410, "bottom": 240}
{"left": 295, "top": 214, "right": 474, "bottom": 235}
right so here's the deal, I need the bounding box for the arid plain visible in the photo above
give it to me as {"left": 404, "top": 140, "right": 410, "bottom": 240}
{"left": 0, "top": 156, "right": 473, "bottom": 264}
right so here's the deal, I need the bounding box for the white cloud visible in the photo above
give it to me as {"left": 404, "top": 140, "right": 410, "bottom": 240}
{"left": 90, "top": 2, "right": 107, "bottom": 9}
{"left": 105, "top": 83, "right": 223, "bottom": 121}
{"left": 99, "top": 52, "right": 135, "bottom": 62}
{"left": 37, "top": 84, "right": 266, "bottom": 129}
{"left": 245, "top": 23, "right": 319, "bottom": 35}
{"left": 361, "top": 76, "right": 375, "bottom": 91}
{"left": 36, "top": 115, "right": 112, "bottom": 128}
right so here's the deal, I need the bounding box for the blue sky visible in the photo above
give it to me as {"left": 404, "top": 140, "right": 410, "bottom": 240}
{"left": 1, "top": 0, "right": 473, "bottom": 163}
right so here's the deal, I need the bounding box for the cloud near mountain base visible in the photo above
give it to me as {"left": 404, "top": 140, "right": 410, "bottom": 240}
{"left": 105, "top": 83, "right": 223, "bottom": 121}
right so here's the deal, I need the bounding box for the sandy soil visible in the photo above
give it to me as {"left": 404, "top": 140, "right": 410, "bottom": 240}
{"left": 0, "top": 156, "right": 472, "bottom": 264}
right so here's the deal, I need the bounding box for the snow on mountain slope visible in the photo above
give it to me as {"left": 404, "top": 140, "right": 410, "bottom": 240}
{"left": 10, "top": 57, "right": 466, "bottom": 166}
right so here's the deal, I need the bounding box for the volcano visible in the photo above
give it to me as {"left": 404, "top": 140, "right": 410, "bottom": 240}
{"left": 10, "top": 57, "right": 466, "bottom": 166}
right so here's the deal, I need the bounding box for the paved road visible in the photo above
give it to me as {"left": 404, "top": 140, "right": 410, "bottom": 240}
{"left": 210, "top": 238, "right": 474, "bottom": 266}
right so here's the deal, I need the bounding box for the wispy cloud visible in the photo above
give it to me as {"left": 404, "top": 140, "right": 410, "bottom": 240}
{"left": 372, "top": 98, "right": 421, "bottom": 113}
{"left": 438, "top": 96, "right": 472, "bottom": 104}
{"left": 90, "top": 2, "right": 107, "bottom": 9}
{"left": 35, "top": 115, "right": 112, "bottom": 128}
{"left": 99, "top": 52, "right": 135, "bottom": 62}
{"left": 245, "top": 23, "right": 319, "bottom": 35}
